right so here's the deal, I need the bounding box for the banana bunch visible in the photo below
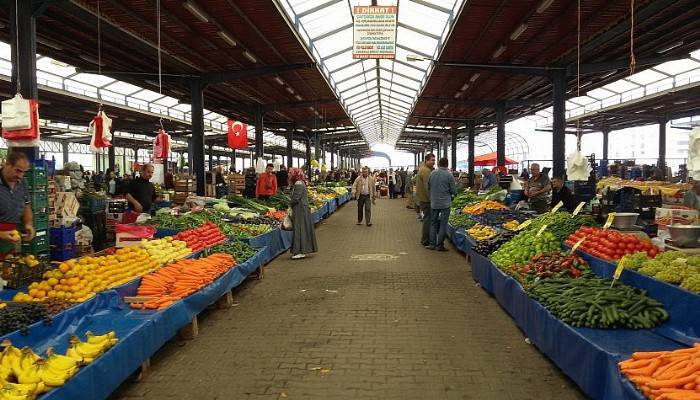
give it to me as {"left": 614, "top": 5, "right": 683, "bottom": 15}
{"left": 66, "top": 331, "right": 118, "bottom": 364}
{"left": 467, "top": 224, "right": 498, "bottom": 241}
{"left": 0, "top": 331, "right": 117, "bottom": 400}
{"left": 502, "top": 220, "right": 521, "bottom": 231}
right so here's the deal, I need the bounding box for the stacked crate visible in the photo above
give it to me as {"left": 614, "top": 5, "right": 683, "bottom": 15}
{"left": 226, "top": 174, "right": 244, "bottom": 195}
{"left": 23, "top": 165, "right": 50, "bottom": 264}
{"left": 175, "top": 178, "right": 195, "bottom": 205}
{"left": 47, "top": 178, "right": 58, "bottom": 227}
{"left": 49, "top": 225, "right": 76, "bottom": 261}
{"left": 106, "top": 199, "right": 128, "bottom": 246}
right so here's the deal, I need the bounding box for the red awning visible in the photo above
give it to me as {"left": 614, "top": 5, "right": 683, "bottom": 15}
{"left": 473, "top": 152, "right": 518, "bottom": 166}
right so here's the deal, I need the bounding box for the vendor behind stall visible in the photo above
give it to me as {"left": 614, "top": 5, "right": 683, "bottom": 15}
{"left": 524, "top": 163, "right": 551, "bottom": 213}
{"left": 683, "top": 181, "right": 700, "bottom": 212}
{"left": 0, "top": 152, "right": 35, "bottom": 252}
{"left": 126, "top": 163, "right": 156, "bottom": 214}
{"left": 551, "top": 176, "right": 576, "bottom": 212}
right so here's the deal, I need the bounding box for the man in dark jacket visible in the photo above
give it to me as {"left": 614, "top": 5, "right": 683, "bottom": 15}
{"left": 276, "top": 165, "right": 289, "bottom": 191}
{"left": 551, "top": 176, "right": 576, "bottom": 212}
{"left": 244, "top": 167, "right": 257, "bottom": 198}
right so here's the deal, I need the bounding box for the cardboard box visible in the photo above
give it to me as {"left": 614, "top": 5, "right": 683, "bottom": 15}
{"left": 54, "top": 192, "right": 79, "bottom": 218}
{"left": 655, "top": 207, "right": 699, "bottom": 231}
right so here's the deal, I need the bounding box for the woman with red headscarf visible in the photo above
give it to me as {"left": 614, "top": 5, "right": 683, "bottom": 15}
{"left": 288, "top": 168, "right": 318, "bottom": 259}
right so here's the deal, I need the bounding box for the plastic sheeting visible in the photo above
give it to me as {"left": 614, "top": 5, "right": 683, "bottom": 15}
{"left": 469, "top": 252, "right": 683, "bottom": 400}
{"left": 0, "top": 248, "right": 266, "bottom": 400}
{"left": 327, "top": 199, "right": 338, "bottom": 214}
{"left": 446, "top": 224, "right": 472, "bottom": 253}
{"left": 566, "top": 247, "right": 700, "bottom": 346}
{"left": 240, "top": 228, "right": 289, "bottom": 264}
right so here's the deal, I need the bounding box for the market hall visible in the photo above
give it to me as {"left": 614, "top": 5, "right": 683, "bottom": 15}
{"left": 0, "top": 0, "right": 698, "bottom": 399}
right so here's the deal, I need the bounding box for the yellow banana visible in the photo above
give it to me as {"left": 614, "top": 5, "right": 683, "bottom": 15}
{"left": 35, "top": 361, "right": 68, "bottom": 388}
{"left": 0, "top": 390, "right": 34, "bottom": 400}
{"left": 14, "top": 364, "right": 41, "bottom": 385}
{"left": 44, "top": 348, "right": 79, "bottom": 372}
{"left": 68, "top": 336, "right": 103, "bottom": 359}
{"left": 1, "top": 382, "right": 40, "bottom": 397}
{"left": 0, "top": 341, "right": 20, "bottom": 371}
{"left": 63, "top": 347, "right": 85, "bottom": 365}
{"left": 18, "top": 349, "right": 40, "bottom": 372}
{"left": 85, "top": 331, "right": 116, "bottom": 345}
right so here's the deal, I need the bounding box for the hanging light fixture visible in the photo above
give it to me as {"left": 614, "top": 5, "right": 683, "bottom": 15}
{"left": 183, "top": 1, "right": 209, "bottom": 22}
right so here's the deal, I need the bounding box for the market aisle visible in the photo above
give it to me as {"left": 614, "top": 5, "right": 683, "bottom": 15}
{"left": 111, "top": 199, "right": 585, "bottom": 400}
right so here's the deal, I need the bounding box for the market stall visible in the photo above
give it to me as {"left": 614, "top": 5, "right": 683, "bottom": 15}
{"left": 443, "top": 191, "right": 700, "bottom": 400}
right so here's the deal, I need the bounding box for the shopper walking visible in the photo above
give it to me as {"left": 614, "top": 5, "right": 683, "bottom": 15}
{"left": 524, "top": 163, "right": 551, "bottom": 213}
{"left": 399, "top": 167, "right": 407, "bottom": 198}
{"left": 352, "top": 166, "right": 376, "bottom": 226}
{"left": 256, "top": 163, "right": 278, "bottom": 200}
{"left": 394, "top": 172, "right": 402, "bottom": 200}
{"left": 388, "top": 169, "right": 397, "bottom": 198}
{"left": 404, "top": 169, "right": 414, "bottom": 209}
{"left": 416, "top": 154, "right": 436, "bottom": 246}
{"left": 288, "top": 168, "right": 318, "bottom": 259}
{"left": 427, "top": 158, "right": 456, "bottom": 251}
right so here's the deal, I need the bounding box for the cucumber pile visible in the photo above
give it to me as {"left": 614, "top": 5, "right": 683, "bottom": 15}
{"left": 528, "top": 278, "right": 668, "bottom": 329}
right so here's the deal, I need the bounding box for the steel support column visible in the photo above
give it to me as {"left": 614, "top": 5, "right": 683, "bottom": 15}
{"left": 659, "top": 118, "right": 667, "bottom": 179}
{"left": 468, "top": 121, "right": 475, "bottom": 188}
{"left": 450, "top": 128, "right": 457, "bottom": 170}
{"left": 305, "top": 135, "right": 312, "bottom": 175}
{"left": 496, "top": 102, "right": 506, "bottom": 167}
{"left": 602, "top": 128, "right": 610, "bottom": 161}
{"left": 189, "top": 80, "right": 206, "bottom": 196}
{"left": 62, "top": 142, "right": 69, "bottom": 165}
{"left": 208, "top": 144, "right": 213, "bottom": 171}
{"left": 108, "top": 144, "right": 115, "bottom": 171}
{"left": 551, "top": 70, "right": 567, "bottom": 177}
{"left": 254, "top": 105, "right": 264, "bottom": 159}
{"left": 314, "top": 132, "right": 321, "bottom": 162}
{"left": 330, "top": 145, "right": 335, "bottom": 169}
{"left": 10, "top": 0, "right": 37, "bottom": 99}
{"left": 286, "top": 128, "right": 294, "bottom": 169}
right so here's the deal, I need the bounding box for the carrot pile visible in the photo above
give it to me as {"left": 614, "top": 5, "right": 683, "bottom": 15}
{"left": 266, "top": 210, "right": 287, "bottom": 221}
{"left": 620, "top": 343, "right": 700, "bottom": 400}
{"left": 130, "top": 253, "right": 235, "bottom": 310}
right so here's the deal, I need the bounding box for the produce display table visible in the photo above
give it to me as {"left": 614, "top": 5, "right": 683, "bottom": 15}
{"left": 469, "top": 252, "right": 683, "bottom": 400}
{"left": 567, "top": 248, "right": 700, "bottom": 346}
{"left": 239, "top": 228, "right": 287, "bottom": 264}
{"left": 311, "top": 207, "right": 324, "bottom": 224}
{"left": 0, "top": 248, "right": 266, "bottom": 400}
{"left": 327, "top": 198, "right": 338, "bottom": 214}
{"left": 446, "top": 224, "right": 472, "bottom": 253}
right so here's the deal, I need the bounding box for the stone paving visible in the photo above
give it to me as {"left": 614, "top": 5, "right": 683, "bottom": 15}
{"left": 111, "top": 198, "right": 586, "bottom": 400}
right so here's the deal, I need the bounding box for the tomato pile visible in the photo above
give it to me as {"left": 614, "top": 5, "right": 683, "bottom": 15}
{"left": 174, "top": 222, "right": 227, "bottom": 252}
{"left": 565, "top": 226, "right": 658, "bottom": 261}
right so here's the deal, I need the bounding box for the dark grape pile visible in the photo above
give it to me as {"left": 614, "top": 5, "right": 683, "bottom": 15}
{"left": 0, "top": 303, "right": 51, "bottom": 336}
{"left": 473, "top": 230, "right": 518, "bottom": 256}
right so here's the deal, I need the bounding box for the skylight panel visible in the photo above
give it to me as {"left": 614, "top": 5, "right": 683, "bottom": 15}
{"left": 603, "top": 79, "right": 639, "bottom": 93}
{"left": 627, "top": 69, "right": 667, "bottom": 85}
{"left": 104, "top": 81, "right": 142, "bottom": 95}
{"left": 70, "top": 73, "right": 115, "bottom": 87}
{"left": 654, "top": 59, "right": 700, "bottom": 75}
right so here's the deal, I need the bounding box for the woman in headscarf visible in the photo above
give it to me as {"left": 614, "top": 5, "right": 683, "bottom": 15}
{"left": 288, "top": 168, "right": 318, "bottom": 259}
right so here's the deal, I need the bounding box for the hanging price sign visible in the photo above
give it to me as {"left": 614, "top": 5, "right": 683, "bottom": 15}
{"left": 572, "top": 202, "right": 586, "bottom": 216}
{"left": 536, "top": 224, "right": 548, "bottom": 237}
{"left": 569, "top": 236, "right": 586, "bottom": 254}
{"left": 610, "top": 257, "right": 627, "bottom": 287}
{"left": 603, "top": 213, "right": 616, "bottom": 230}
{"left": 516, "top": 219, "right": 532, "bottom": 231}
{"left": 550, "top": 201, "right": 564, "bottom": 214}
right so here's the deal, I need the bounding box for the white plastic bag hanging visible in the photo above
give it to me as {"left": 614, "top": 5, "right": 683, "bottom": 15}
{"left": 255, "top": 157, "right": 266, "bottom": 174}
{"left": 566, "top": 150, "right": 591, "bottom": 181}
{"left": 89, "top": 110, "right": 113, "bottom": 152}
{"left": 1, "top": 94, "right": 32, "bottom": 131}
{"left": 3, "top": 97, "right": 40, "bottom": 147}
{"left": 688, "top": 128, "right": 700, "bottom": 180}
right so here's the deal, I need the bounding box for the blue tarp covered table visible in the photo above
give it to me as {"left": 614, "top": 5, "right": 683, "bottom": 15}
{"left": 565, "top": 247, "right": 700, "bottom": 346}
{"left": 469, "top": 252, "right": 683, "bottom": 400}
{"left": 3, "top": 248, "right": 267, "bottom": 400}
{"left": 239, "top": 228, "right": 290, "bottom": 264}
{"left": 311, "top": 207, "right": 323, "bottom": 224}
{"left": 327, "top": 199, "right": 338, "bottom": 214}
{"left": 446, "top": 224, "right": 472, "bottom": 253}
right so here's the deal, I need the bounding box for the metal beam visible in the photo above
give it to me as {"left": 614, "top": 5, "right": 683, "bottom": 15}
{"left": 11, "top": 0, "right": 38, "bottom": 98}
{"left": 659, "top": 117, "right": 667, "bottom": 178}
{"left": 189, "top": 80, "right": 206, "bottom": 196}
{"left": 551, "top": 70, "right": 567, "bottom": 178}
{"left": 467, "top": 121, "right": 475, "bottom": 187}
{"left": 262, "top": 98, "right": 338, "bottom": 112}
{"left": 496, "top": 102, "right": 506, "bottom": 167}
{"left": 574, "top": 56, "right": 687, "bottom": 75}
{"left": 201, "top": 63, "right": 314, "bottom": 85}
{"left": 602, "top": 128, "right": 609, "bottom": 161}
{"left": 254, "top": 105, "right": 264, "bottom": 158}
{"left": 436, "top": 61, "right": 562, "bottom": 77}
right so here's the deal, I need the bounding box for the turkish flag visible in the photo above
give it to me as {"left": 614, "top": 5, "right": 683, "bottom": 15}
{"left": 227, "top": 119, "right": 248, "bottom": 149}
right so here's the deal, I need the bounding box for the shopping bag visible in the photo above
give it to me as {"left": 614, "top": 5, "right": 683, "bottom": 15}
{"left": 153, "top": 129, "right": 170, "bottom": 161}
{"left": 282, "top": 215, "right": 293, "bottom": 231}
{"left": 89, "top": 110, "right": 113, "bottom": 152}
{"left": 1, "top": 94, "right": 32, "bottom": 131}
{"left": 2, "top": 98, "right": 40, "bottom": 145}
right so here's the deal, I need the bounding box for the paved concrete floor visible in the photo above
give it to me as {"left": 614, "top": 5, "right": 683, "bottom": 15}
{"left": 111, "top": 198, "right": 586, "bottom": 400}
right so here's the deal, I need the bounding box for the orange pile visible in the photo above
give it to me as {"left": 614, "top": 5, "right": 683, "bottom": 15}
{"left": 620, "top": 343, "right": 700, "bottom": 400}
{"left": 131, "top": 253, "right": 235, "bottom": 310}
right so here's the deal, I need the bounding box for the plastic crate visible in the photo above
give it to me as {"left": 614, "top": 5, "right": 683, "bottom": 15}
{"left": 30, "top": 192, "right": 48, "bottom": 210}
{"left": 81, "top": 197, "right": 107, "bottom": 212}
{"left": 51, "top": 243, "right": 77, "bottom": 262}
{"left": 33, "top": 212, "right": 49, "bottom": 231}
{"left": 21, "top": 229, "right": 49, "bottom": 254}
{"left": 24, "top": 165, "right": 48, "bottom": 189}
{"left": 50, "top": 225, "right": 76, "bottom": 245}
{"left": 107, "top": 200, "right": 128, "bottom": 213}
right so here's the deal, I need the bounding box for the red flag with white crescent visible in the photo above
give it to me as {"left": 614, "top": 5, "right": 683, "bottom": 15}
{"left": 227, "top": 119, "right": 248, "bottom": 149}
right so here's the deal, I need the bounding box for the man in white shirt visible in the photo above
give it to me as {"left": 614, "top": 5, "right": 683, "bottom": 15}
{"left": 352, "top": 166, "right": 376, "bottom": 227}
